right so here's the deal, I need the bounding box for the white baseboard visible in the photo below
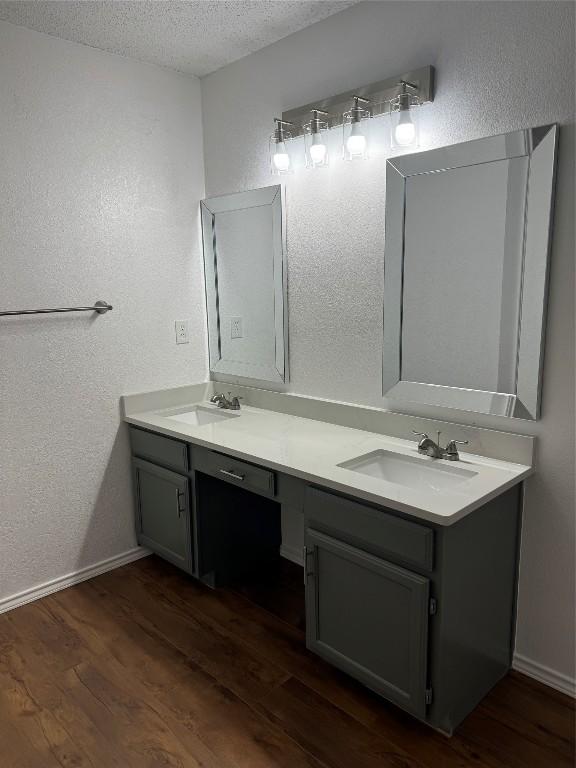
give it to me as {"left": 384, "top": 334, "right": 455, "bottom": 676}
{"left": 280, "top": 544, "right": 304, "bottom": 566}
{"left": 513, "top": 652, "right": 576, "bottom": 698}
{"left": 0, "top": 547, "right": 150, "bottom": 616}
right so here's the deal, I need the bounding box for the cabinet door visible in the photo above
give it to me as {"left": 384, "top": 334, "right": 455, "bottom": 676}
{"left": 133, "top": 458, "right": 193, "bottom": 574}
{"left": 305, "top": 529, "right": 430, "bottom": 718}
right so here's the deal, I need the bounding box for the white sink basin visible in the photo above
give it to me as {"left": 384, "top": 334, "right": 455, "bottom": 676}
{"left": 338, "top": 449, "right": 478, "bottom": 492}
{"left": 161, "top": 405, "right": 240, "bottom": 426}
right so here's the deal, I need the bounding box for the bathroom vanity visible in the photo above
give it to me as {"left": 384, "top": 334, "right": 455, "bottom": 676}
{"left": 123, "top": 389, "right": 532, "bottom": 735}
{"left": 121, "top": 122, "right": 557, "bottom": 735}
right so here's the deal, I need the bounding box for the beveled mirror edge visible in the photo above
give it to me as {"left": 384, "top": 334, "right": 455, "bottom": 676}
{"left": 200, "top": 184, "right": 289, "bottom": 385}
{"left": 515, "top": 125, "right": 559, "bottom": 419}
{"left": 382, "top": 163, "right": 404, "bottom": 397}
{"left": 382, "top": 123, "right": 559, "bottom": 421}
{"left": 200, "top": 201, "right": 221, "bottom": 373}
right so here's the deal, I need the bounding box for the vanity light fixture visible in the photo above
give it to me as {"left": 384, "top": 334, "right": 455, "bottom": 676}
{"left": 342, "top": 96, "right": 371, "bottom": 160}
{"left": 270, "top": 118, "right": 295, "bottom": 174}
{"left": 304, "top": 109, "right": 330, "bottom": 168}
{"left": 390, "top": 80, "right": 421, "bottom": 149}
{"left": 276, "top": 66, "right": 434, "bottom": 169}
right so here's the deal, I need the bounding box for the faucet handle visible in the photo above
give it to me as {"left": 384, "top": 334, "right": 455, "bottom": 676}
{"left": 228, "top": 392, "right": 243, "bottom": 410}
{"left": 444, "top": 438, "right": 469, "bottom": 460}
{"left": 412, "top": 430, "right": 432, "bottom": 453}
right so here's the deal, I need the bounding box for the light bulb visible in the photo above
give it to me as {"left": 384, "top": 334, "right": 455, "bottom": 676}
{"left": 394, "top": 112, "right": 416, "bottom": 147}
{"left": 309, "top": 133, "right": 327, "bottom": 164}
{"left": 346, "top": 122, "right": 366, "bottom": 156}
{"left": 272, "top": 141, "right": 290, "bottom": 172}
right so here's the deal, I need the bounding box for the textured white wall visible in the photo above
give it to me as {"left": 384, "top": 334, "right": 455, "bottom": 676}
{"left": 0, "top": 22, "right": 207, "bottom": 600}
{"left": 202, "top": 1, "right": 575, "bottom": 686}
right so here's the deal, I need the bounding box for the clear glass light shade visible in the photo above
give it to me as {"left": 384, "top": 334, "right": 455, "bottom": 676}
{"left": 269, "top": 130, "right": 295, "bottom": 175}
{"left": 390, "top": 92, "right": 420, "bottom": 150}
{"left": 342, "top": 106, "right": 370, "bottom": 161}
{"left": 304, "top": 118, "right": 329, "bottom": 168}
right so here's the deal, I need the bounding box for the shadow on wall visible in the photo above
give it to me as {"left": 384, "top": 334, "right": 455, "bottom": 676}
{"left": 75, "top": 416, "right": 140, "bottom": 574}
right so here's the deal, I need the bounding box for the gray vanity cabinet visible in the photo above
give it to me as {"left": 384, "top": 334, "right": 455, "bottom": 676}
{"left": 127, "top": 424, "right": 522, "bottom": 735}
{"left": 304, "top": 484, "right": 522, "bottom": 734}
{"left": 132, "top": 458, "right": 194, "bottom": 574}
{"left": 305, "top": 529, "right": 430, "bottom": 718}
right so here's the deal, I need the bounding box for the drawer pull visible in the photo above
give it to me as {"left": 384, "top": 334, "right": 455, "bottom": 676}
{"left": 219, "top": 469, "right": 245, "bottom": 482}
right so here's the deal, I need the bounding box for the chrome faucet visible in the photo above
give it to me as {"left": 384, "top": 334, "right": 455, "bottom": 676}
{"left": 412, "top": 430, "right": 468, "bottom": 461}
{"left": 210, "top": 392, "right": 242, "bottom": 410}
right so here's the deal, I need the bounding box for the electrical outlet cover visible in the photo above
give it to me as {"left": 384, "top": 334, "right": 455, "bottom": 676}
{"left": 230, "top": 317, "right": 243, "bottom": 339}
{"left": 175, "top": 320, "right": 190, "bottom": 344}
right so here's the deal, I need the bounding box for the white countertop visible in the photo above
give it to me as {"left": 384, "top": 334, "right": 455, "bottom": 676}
{"left": 124, "top": 398, "right": 533, "bottom": 526}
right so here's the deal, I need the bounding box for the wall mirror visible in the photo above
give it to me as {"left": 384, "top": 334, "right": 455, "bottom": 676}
{"left": 201, "top": 185, "right": 288, "bottom": 383}
{"left": 383, "top": 124, "right": 558, "bottom": 419}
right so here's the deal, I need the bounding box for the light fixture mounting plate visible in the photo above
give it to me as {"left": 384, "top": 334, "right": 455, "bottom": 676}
{"left": 281, "top": 65, "right": 434, "bottom": 136}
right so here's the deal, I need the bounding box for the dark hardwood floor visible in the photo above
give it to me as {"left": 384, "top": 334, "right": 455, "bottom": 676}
{"left": 0, "top": 555, "right": 573, "bottom": 767}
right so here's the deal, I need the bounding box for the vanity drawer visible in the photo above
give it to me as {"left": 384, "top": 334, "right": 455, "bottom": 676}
{"left": 305, "top": 487, "right": 433, "bottom": 571}
{"left": 194, "top": 449, "right": 275, "bottom": 497}
{"left": 129, "top": 427, "right": 189, "bottom": 472}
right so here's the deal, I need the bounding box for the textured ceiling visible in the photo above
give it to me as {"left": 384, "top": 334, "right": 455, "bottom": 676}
{"left": 0, "top": 0, "right": 358, "bottom": 77}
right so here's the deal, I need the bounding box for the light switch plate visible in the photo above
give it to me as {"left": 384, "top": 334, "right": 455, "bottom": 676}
{"left": 230, "top": 316, "right": 243, "bottom": 339}
{"left": 175, "top": 320, "right": 190, "bottom": 344}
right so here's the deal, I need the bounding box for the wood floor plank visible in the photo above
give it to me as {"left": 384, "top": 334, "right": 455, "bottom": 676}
{"left": 3, "top": 599, "right": 101, "bottom": 673}
{"left": 131, "top": 557, "right": 576, "bottom": 768}
{"left": 0, "top": 649, "right": 95, "bottom": 768}
{"left": 0, "top": 617, "right": 145, "bottom": 768}
{"left": 131, "top": 555, "right": 394, "bottom": 728}
{"left": 1, "top": 590, "right": 221, "bottom": 768}
{"left": 94, "top": 564, "right": 291, "bottom": 705}
{"left": 457, "top": 708, "right": 574, "bottom": 768}
{"left": 50, "top": 578, "right": 328, "bottom": 768}
{"left": 477, "top": 671, "right": 575, "bottom": 760}
{"left": 46, "top": 587, "right": 261, "bottom": 768}
{"left": 351, "top": 696, "right": 507, "bottom": 768}
{"left": 0, "top": 690, "right": 64, "bottom": 768}
{"left": 258, "top": 675, "right": 430, "bottom": 768}
{"left": 68, "top": 660, "right": 205, "bottom": 768}
{"left": 0, "top": 556, "right": 573, "bottom": 768}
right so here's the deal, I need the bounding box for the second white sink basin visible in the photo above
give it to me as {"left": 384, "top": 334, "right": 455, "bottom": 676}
{"left": 338, "top": 449, "right": 478, "bottom": 492}
{"left": 162, "top": 405, "right": 240, "bottom": 426}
